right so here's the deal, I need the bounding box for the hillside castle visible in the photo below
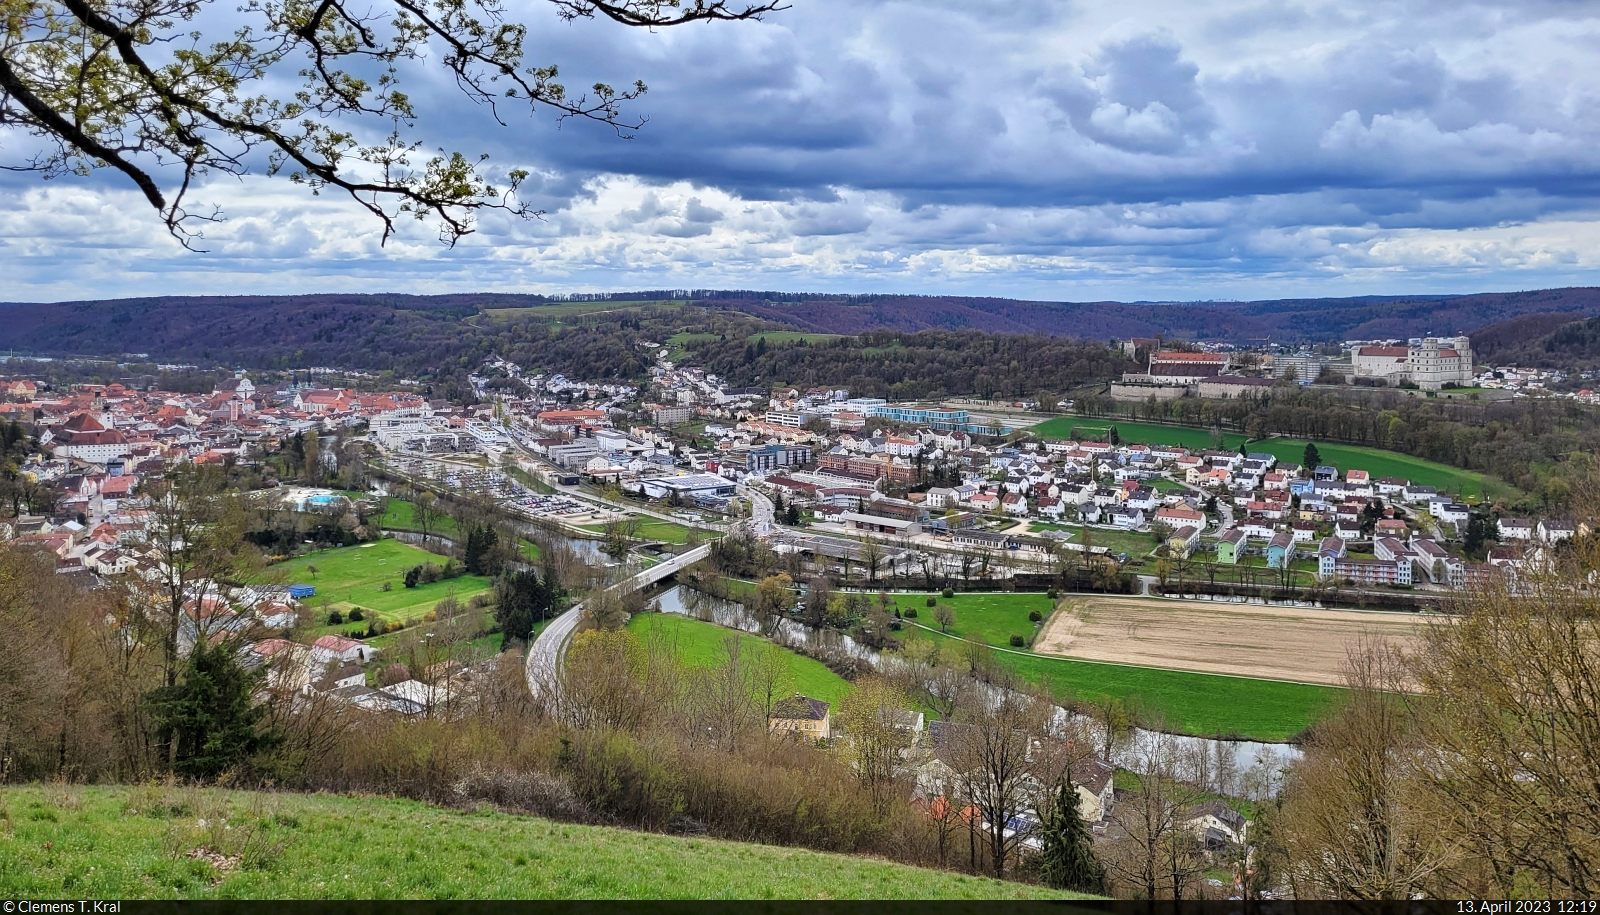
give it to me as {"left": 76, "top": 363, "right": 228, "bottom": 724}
{"left": 1352, "top": 336, "right": 1475, "bottom": 390}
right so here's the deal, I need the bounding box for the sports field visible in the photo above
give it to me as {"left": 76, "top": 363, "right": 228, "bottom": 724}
{"left": 265, "top": 539, "right": 492, "bottom": 626}
{"left": 1034, "top": 595, "right": 1424, "bottom": 686}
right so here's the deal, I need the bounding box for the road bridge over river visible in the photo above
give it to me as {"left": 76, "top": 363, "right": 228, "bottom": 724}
{"left": 524, "top": 543, "right": 712, "bottom": 698}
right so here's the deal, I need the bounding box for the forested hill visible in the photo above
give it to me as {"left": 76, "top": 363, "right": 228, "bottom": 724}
{"left": 4, "top": 286, "right": 1600, "bottom": 361}
{"left": 1470, "top": 310, "right": 1600, "bottom": 369}
{"left": 726, "top": 287, "right": 1600, "bottom": 342}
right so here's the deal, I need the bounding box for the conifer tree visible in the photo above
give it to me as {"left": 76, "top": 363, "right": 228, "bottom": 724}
{"left": 1037, "top": 778, "right": 1107, "bottom": 894}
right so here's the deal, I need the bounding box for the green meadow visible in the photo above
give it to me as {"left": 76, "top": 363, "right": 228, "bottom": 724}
{"left": 1246, "top": 438, "right": 1502, "bottom": 500}
{"left": 263, "top": 539, "right": 492, "bottom": 629}
{"left": 0, "top": 786, "right": 1080, "bottom": 899}
{"left": 1032, "top": 417, "right": 1247, "bottom": 451}
{"left": 627, "top": 612, "right": 851, "bottom": 708}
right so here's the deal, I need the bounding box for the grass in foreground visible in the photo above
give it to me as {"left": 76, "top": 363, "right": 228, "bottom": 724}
{"left": 264, "top": 540, "right": 492, "bottom": 631}
{"left": 628, "top": 613, "right": 852, "bottom": 707}
{"left": 904, "top": 627, "right": 1335, "bottom": 742}
{"left": 0, "top": 786, "right": 1079, "bottom": 899}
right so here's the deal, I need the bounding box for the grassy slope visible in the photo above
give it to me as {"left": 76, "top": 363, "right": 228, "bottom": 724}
{"left": 749, "top": 331, "right": 843, "bottom": 345}
{"left": 0, "top": 786, "right": 1079, "bottom": 900}
{"left": 265, "top": 540, "right": 492, "bottom": 627}
{"left": 1031, "top": 417, "right": 1499, "bottom": 499}
{"left": 1032, "top": 417, "right": 1247, "bottom": 451}
{"left": 1246, "top": 438, "right": 1499, "bottom": 500}
{"left": 628, "top": 613, "right": 851, "bottom": 708}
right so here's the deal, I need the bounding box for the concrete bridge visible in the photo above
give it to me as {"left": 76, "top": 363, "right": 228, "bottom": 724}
{"left": 524, "top": 543, "right": 712, "bottom": 698}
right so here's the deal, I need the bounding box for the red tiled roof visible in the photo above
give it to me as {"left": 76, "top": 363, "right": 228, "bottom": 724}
{"left": 1150, "top": 352, "right": 1227, "bottom": 363}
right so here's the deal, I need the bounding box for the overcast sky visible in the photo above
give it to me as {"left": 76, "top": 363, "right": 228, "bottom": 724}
{"left": 5, "top": 0, "right": 1600, "bottom": 302}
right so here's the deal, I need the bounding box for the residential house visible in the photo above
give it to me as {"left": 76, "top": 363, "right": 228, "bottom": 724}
{"left": 1186, "top": 801, "right": 1249, "bottom": 851}
{"left": 1434, "top": 502, "right": 1471, "bottom": 527}
{"left": 315, "top": 663, "right": 367, "bottom": 693}
{"left": 1498, "top": 517, "right": 1534, "bottom": 540}
{"left": 1239, "top": 519, "right": 1275, "bottom": 540}
{"left": 1266, "top": 531, "right": 1295, "bottom": 569}
{"left": 770, "top": 694, "right": 832, "bottom": 740}
{"left": 1167, "top": 525, "right": 1201, "bottom": 558}
{"left": 1109, "top": 508, "right": 1145, "bottom": 530}
{"left": 310, "top": 634, "right": 378, "bottom": 667}
{"left": 1073, "top": 758, "right": 1117, "bottom": 824}
{"left": 1215, "top": 528, "right": 1246, "bottom": 564}
{"left": 1154, "top": 504, "right": 1205, "bottom": 529}
{"left": 1538, "top": 519, "right": 1577, "bottom": 543}
{"left": 1410, "top": 538, "right": 1464, "bottom": 587}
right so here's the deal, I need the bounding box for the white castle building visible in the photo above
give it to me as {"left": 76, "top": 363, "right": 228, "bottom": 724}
{"left": 1351, "top": 336, "right": 1474, "bottom": 390}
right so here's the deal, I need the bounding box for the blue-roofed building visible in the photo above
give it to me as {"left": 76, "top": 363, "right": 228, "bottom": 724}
{"left": 288, "top": 584, "right": 316, "bottom": 599}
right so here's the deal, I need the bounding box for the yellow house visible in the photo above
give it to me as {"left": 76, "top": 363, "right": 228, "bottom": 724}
{"left": 770, "top": 694, "right": 832, "bottom": 740}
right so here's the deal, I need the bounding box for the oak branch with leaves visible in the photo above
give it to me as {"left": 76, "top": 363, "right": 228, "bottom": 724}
{"left": 0, "top": 0, "right": 781, "bottom": 247}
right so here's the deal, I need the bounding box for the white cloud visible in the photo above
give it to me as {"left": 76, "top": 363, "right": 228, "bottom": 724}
{"left": 7, "top": 0, "right": 1600, "bottom": 299}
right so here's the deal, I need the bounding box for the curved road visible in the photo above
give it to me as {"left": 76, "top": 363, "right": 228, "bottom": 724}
{"left": 524, "top": 543, "right": 712, "bottom": 699}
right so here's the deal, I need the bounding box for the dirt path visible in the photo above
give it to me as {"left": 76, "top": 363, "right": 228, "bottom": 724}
{"left": 1033, "top": 595, "right": 1424, "bottom": 685}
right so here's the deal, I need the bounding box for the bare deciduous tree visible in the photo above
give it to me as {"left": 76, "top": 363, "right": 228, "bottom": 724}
{"left": 1411, "top": 577, "right": 1600, "bottom": 898}
{"left": 1278, "top": 639, "right": 1456, "bottom": 899}
{"left": 0, "top": 0, "right": 781, "bottom": 245}
{"left": 1103, "top": 731, "right": 1206, "bottom": 900}
{"left": 836, "top": 677, "right": 911, "bottom": 814}
{"left": 946, "top": 675, "right": 1071, "bottom": 880}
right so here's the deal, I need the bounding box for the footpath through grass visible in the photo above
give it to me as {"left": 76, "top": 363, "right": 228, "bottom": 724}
{"left": 0, "top": 786, "right": 1080, "bottom": 899}
{"left": 628, "top": 613, "right": 851, "bottom": 708}
{"left": 264, "top": 540, "right": 492, "bottom": 630}
{"left": 888, "top": 592, "right": 1055, "bottom": 648}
